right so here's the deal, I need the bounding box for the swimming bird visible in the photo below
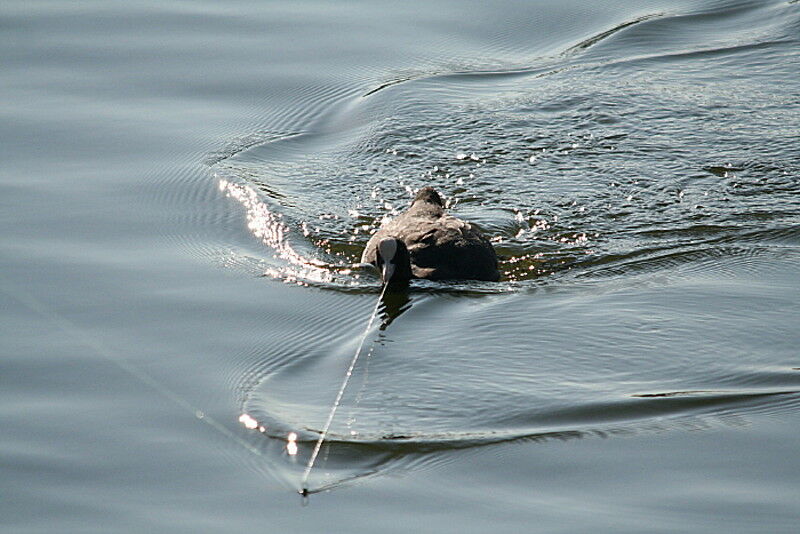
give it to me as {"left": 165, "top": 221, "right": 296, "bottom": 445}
{"left": 361, "top": 187, "right": 500, "bottom": 286}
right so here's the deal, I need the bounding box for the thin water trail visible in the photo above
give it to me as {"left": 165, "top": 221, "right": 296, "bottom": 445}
{"left": 300, "top": 282, "right": 390, "bottom": 495}
{"left": 0, "top": 279, "right": 302, "bottom": 489}
{"left": 2, "top": 275, "right": 398, "bottom": 497}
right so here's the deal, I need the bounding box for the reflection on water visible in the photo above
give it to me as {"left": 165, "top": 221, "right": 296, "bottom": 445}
{"left": 5, "top": 0, "right": 800, "bottom": 529}
{"left": 286, "top": 432, "right": 299, "bottom": 456}
{"left": 217, "top": 177, "right": 338, "bottom": 286}
{"left": 378, "top": 289, "right": 413, "bottom": 330}
{"left": 238, "top": 413, "right": 259, "bottom": 430}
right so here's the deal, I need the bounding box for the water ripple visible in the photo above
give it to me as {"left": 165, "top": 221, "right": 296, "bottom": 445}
{"left": 199, "top": 0, "right": 800, "bottom": 493}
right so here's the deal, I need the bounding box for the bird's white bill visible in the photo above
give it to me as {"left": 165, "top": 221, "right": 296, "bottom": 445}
{"left": 382, "top": 261, "right": 395, "bottom": 282}
{"left": 378, "top": 239, "right": 399, "bottom": 282}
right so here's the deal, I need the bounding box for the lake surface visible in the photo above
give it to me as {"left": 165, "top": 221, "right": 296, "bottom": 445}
{"left": 2, "top": 0, "right": 799, "bottom": 531}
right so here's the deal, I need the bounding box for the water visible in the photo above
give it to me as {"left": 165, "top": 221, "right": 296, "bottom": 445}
{"left": 2, "top": 0, "right": 799, "bottom": 531}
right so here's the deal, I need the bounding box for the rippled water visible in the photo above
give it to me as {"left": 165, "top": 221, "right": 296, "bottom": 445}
{"left": 3, "top": 0, "right": 800, "bottom": 531}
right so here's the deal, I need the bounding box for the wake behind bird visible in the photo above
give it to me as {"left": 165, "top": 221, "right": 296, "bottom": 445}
{"left": 300, "top": 282, "right": 390, "bottom": 496}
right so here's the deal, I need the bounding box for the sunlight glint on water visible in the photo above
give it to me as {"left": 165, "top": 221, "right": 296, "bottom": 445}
{"left": 3, "top": 0, "right": 800, "bottom": 531}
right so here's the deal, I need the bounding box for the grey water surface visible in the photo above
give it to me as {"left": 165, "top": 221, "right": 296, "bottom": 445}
{"left": 2, "top": 0, "right": 800, "bottom": 532}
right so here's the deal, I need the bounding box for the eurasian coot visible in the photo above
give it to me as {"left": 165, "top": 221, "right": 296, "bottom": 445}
{"left": 361, "top": 187, "right": 499, "bottom": 286}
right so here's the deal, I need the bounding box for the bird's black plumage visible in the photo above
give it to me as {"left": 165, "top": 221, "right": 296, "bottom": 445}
{"left": 361, "top": 187, "right": 500, "bottom": 283}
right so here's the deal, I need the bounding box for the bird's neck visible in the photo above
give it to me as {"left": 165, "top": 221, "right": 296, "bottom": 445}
{"left": 410, "top": 202, "right": 444, "bottom": 218}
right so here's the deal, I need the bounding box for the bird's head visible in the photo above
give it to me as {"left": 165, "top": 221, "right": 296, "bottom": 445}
{"left": 376, "top": 238, "right": 413, "bottom": 288}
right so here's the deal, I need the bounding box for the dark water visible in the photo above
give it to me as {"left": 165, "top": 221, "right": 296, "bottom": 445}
{"left": 3, "top": 0, "right": 800, "bottom": 531}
